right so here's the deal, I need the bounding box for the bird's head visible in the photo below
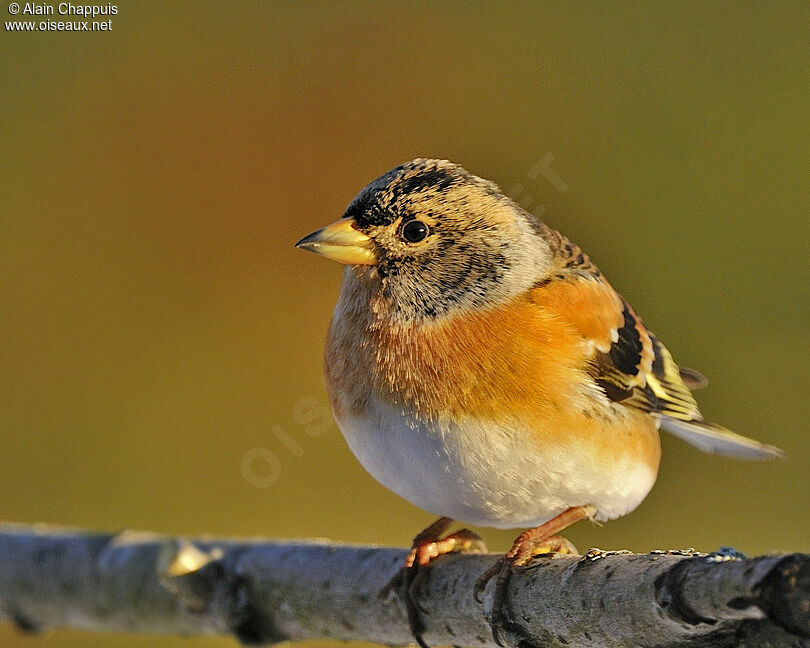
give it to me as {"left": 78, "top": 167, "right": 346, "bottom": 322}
{"left": 296, "top": 159, "right": 553, "bottom": 320}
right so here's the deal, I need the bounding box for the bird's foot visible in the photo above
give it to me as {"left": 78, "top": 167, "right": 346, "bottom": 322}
{"left": 404, "top": 526, "right": 489, "bottom": 568}
{"left": 380, "top": 519, "right": 487, "bottom": 648}
{"left": 473, "top": 534, "right": 578, "bottom": 645}
{"left": 473, "top": 505, "right": 596, "bottom": 646}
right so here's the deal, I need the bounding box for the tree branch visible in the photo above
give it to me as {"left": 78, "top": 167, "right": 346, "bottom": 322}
{"left": 0, "top": 523, "right": 807, "bottom": 647}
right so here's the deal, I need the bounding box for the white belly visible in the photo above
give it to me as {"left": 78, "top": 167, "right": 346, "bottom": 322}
{"left": 336, "top": 397, "right": 657, "bottom": 529}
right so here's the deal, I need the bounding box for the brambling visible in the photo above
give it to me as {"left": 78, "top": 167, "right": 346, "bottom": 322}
{"left": 296, "top": 158, "right": 783, "bottom": 646}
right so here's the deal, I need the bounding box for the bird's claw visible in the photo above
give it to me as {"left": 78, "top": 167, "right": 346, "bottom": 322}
{"left": 474, "top": 557, "right": 521, "bottom": 646}
{"left": 473, "top": 559, "right": 501, "bottom": 603}
{"left": 475, "top": 534, "right": 581, "bottom": 646}
{"left": 380, "top": 525, "right": 486, "bottom": 648}
{"left": 377, "top": 567, "right": 402, "bottom": 601}
{"left": 379, "top": 564, "right": 430, "bottom": 648}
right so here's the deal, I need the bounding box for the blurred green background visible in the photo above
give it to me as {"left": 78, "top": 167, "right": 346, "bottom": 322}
{"left": 2, "top": 2, "right": 808, "bottom": 646}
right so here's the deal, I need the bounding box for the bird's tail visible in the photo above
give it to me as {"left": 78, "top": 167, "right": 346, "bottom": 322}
{"left": 660, "top": 416, "right": 784, "bottom": 460}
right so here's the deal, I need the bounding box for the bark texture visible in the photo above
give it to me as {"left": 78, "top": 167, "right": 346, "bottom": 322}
{"left": 0, "top": 524, "right": 807, "bottom": 647}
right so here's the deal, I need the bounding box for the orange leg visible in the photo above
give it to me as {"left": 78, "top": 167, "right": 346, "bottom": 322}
{"left": 404, "top": 516, "right": 453, "bottom": 567}
{"left": 474, "top": 505, "right": 596, "bottom": 646}
{"left": 382, "top": 518, "right": 488, "bottom": 648}
{"left": 406, "top": 518, "right": 487, "bottom": 567}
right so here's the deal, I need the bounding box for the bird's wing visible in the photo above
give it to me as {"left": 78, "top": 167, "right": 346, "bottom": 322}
{"left": 531, "top": 231, "right": 782, "bottom": 459}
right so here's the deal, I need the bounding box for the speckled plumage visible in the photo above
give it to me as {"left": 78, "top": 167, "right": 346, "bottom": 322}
{"left": 297, "top": 158, "right": 782, "bottom": 646}
{"left": 308, "top": 159, "right": 778, "bottom": 529}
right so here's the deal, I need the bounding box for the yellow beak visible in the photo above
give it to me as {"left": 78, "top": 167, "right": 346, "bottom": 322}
{"left": 295, "top": 217, "right": 378, "bottom": 265}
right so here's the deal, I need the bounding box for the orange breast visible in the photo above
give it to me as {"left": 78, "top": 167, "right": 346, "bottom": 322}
{"left": 325, "top": 288, "right": 661, "bottom": 473}
{"left": 328, "top": 294, "right": 573, "bottom": 416}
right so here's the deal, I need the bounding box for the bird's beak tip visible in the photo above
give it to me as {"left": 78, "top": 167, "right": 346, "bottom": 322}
{"left": 295, "top": 217, "right": 378, "bottom": 266}
{"left": 294, "top": 233, "right": 317, "bottom": 250}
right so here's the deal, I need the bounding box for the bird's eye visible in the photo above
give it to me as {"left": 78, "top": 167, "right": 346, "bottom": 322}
{"left": 400, "top": 220, "right": 429, "bottom": 243}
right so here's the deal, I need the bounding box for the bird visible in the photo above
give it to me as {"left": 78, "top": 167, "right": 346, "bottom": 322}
{"left": 295, "top": 158, "right": 783, "bottom": 646}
